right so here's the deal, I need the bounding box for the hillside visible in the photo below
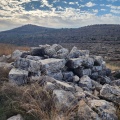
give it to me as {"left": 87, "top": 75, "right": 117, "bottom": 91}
{"left": 0, "top": 24, "right": 120, "bottom": 46}
{"left": 0, "top": 24, "right": 120, "bottom": 61}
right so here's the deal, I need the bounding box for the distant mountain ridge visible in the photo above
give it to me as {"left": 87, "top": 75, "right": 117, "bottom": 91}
{"left": 0, "top": 24, "right": 120, "bottom": 46}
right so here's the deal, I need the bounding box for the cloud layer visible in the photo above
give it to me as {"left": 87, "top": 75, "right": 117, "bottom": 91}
{"left": 0, "top": 0, "right": 120, "bottom": 31}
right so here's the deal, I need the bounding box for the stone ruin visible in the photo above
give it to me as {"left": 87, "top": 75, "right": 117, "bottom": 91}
{"left": 8, "top": 44, "right": 120, "bottom": 120}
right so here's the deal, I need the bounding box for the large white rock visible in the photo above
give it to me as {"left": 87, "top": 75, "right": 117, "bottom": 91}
{"left": 82, "top": 57, "right": 94, "bottom": 68}
{"left": 56, "top": 48, "right": 69, "bottom": 58}
{"left": 9, "top": 68, "right": 28, "bottom": 85}
{"left": 39, "top": 58, "right": 66, "bottom": 74}
{"left": 68, "top": 47, "right": 89, "bottom": 58}
{"left": 51, "top": 44, "right": 63, "bottom": 51}
{"left": 7, "top": 114, "right": 23, "bottom": 120}
{"left": 100, "top": 84, "right": 120, "bottom": 105}
{"left": 14, "top": 58, "right": 41, "bottom": 73}
{"left": 12, "top": 50, "right": 23, "bottom": 60}
{"left": 89, "top": 100, "right": 118, "bottom": 120}
{"left": 79, "top": 75, "right": 93, "bottom": 90}
{"left": 38, "top": 76, "right": 75, "bottom": 91}
{"left": 53, "top": 90, "right": 75, "bottom": 110}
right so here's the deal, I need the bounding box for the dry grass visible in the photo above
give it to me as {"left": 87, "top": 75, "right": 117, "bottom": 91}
{"left": 0, "top": 67, "right": 10, "bottom": 85}
{"left": 0, "top": 83, "right": 57, "bottom": 120}
{"left": 106, "top": 61, "right": 120, "bottom": 71}
{"left": 116, "top": 106, "right": 120, "bottom": 120}
{"left": 0, "top": 79, "right": 78, "bottom": 120}
{"left": 0, "top": 43, "right": 30, "bottom": 56}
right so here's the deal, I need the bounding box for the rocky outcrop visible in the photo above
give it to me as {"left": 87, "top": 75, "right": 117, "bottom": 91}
{"left": 88, "top": 100, "right": 118, "bottom": 120}
{"left": 100, "top": 84, "right": 120, "bottom": 105}
{"left": 7, "top": 44, "right": 120, "bottom": 120}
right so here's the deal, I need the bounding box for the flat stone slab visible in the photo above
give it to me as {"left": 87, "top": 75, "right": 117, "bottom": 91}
{"left": 88, "top": 100, "right": 118, "bottom": 120}
{"left": 9, "top": 68, "right": 28, "bottom": 85}
{"left": 100, "top": 84, "right": 120, "bottom": 105}
{"left": 53, "top": 90, "right": 75, "bottom": 111}
{"left": 14, "top": 58, "right": 41, "bottom": 73}
{"left": 39, "top": 58, "right": 66, "bottom": 73}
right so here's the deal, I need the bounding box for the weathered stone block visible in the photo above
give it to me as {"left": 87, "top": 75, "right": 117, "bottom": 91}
{"left": 40, "top": 58, "right": 66, "bottom": 73}
{"left": 9, "top": 68, "right": 28, "bottom": 85}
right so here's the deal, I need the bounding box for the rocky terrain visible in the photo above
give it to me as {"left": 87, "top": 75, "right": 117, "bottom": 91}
{"left": 0, "top": 44, "right": 120, "bottom": 120}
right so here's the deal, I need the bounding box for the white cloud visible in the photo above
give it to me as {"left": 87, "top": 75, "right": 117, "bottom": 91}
{"left": 85, "top": 2, "right": 96, "bottom": 7}
{"left": 0, "top": 0, "right": 120, "bottom": 31}
{"left": 69, "top": 2, "right": 75, "bottom": 5}
{"left": 41, "top": 0, "right": 53, "bottom": 8}
{"left": 101, "top": 9, "right": 106, "bottom": 11}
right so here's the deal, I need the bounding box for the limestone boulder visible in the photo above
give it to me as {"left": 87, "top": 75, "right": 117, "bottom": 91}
{"left": 100, "top": 84, "right": 120, "bottom": 105}
{"left": 14, "top": 58, "right": 41, "bottom": 73}
{"left": 53, "top": 90, "right": 75, "bottom": 111}
{"left": 9, "top": 68, "right": 28, "bottom": 85}
{"left": 89, "top": 100, "right": 118, "bottom": 120}
{"left": 51, "top": 44, "right": 63, "bottom": 51}
{"left": 39, "top": 58, "right": 66, "bottom": 74}
{"left": 56, "top": 48, "right": 69, "bottom": 58}
{"left": 12, "top": 50, "right": 23, "bottom": 60}
{"left": 67, "top": 46, "right": 80, "bottom": 58}
{"left": 82, "top": 57, "right": 94, "bottom": 68}
{"left": 79, "top": 75, "right": 93, "bottom": 91}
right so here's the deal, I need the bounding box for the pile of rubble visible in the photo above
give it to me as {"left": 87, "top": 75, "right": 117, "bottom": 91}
{"left": 7, "top": 44, "right": 120, "bottom": 120}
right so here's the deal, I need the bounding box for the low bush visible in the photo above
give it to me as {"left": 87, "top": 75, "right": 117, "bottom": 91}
{"left": 0, "top": 83, "right": 57, "bottom": 120}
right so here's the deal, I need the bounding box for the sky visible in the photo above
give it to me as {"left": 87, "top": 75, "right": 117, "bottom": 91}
{"left": 0, "top": 0, "right": 120, "bottom": 31}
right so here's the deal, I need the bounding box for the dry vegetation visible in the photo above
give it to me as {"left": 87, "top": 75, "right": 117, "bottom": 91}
{"left": 0, "top": 43, "right": 30, "bottom": 56}
{"left": 106, "top": 61, "right": 120, "bottom": 71}
{"left": 0, "top": 83, "right": 57, "bottom": 120}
